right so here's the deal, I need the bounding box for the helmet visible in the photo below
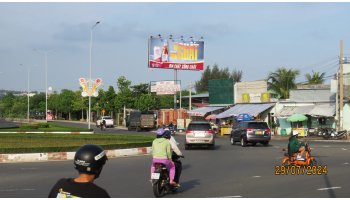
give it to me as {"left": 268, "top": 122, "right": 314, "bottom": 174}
{"left": 163, "top": 130, "right": 171, "bottom": 139}
{"left": 292, "top": 130, "right": 299, "bottom": 136}
{"left": 156, "top": 128, "right": 165, "bottom": 137}
{"left": 74, "top": 144, "right": 108, "bottom": 179}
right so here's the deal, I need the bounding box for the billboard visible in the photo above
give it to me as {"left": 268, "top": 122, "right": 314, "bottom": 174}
{"left": 148, "top": 37, "right": 204, "bottom": 70}
{"left": 150, "top": 81, "right": 180, "bottom": 95}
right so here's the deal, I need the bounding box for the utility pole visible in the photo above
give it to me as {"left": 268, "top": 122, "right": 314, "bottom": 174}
{"left": 189, "top": 81, "right": 192, "bottom": 111}
{"left": 335, "top": 72, "right": 339, "bottom": 131}
{"left": 339, "top": 40, "right": 344, "bottom": 131}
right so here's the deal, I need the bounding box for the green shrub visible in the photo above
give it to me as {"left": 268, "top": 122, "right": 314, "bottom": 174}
{"left": 19, "top": 124, "right": 39, "bottom": 130}
{"left": 37, "top": 123, "right": 50, "bottom": 128}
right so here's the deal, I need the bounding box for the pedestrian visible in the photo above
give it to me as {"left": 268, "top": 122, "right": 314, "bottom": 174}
{"left": 48, "top": 144, "right": 110, "bottom": 198}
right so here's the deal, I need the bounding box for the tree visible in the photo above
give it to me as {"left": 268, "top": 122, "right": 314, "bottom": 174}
{"left": 230, "top": 69, "right": 243, "bottom": 83}
{"left": 114, "top": 76, "right": 134, "bottom": 112}
{"left": 267, "top": 67, "right": 300, "bottom": 99}
{"left": 135, "top": 93, "right": 157, "bottom": 112}
{"left": 58, "top": 89, "right": 75, "bottom": 120}
{"left": 195, "top": 64, "right": 243, "bottom": 93}
{"left": 305, "top": 70, "right": 325, "bottom": 84}
{"left": 72, "top": 90, "right": 87, "bottom": 120}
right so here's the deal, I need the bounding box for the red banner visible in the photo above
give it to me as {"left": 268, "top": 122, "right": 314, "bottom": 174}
{"left": 149, "top": 61, "right": 204, "bottom": 71}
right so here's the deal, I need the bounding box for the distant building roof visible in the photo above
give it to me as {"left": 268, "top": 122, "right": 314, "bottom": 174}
{"left": 289, "top": 89, "right": 335, "bottom": 103}
{"left": 182, "top": 93, "right": 209, "bottom": 99}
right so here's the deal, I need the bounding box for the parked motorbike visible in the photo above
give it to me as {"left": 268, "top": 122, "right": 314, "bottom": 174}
{"left": 151, "top": 153, "right": 183, "bottom": 197}
{"left": 282, "top": 142, "right": 317, "bottom": 166}
{"left": 323, "top": 130, "right": 348, "bottom": 140}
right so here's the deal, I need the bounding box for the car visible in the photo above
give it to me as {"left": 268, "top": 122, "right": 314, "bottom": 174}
{"left": 185, "top": 121, "right": 215, "bottom": 150}
{"left": 230, "top": 121, "right": 271, "bottom": 147}
{"left": 96, "top": 116, "right": 114, "bottom": 128}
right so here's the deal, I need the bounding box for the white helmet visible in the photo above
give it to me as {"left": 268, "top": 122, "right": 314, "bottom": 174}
{"left": 292, "top": 130, "right": 299, "bottom": 136}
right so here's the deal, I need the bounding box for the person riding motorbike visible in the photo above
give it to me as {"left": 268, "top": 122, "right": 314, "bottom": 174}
{"left": 48, "top": 144, "right": 110, "bottom": 198}
{"left": 157, "top": 128, "right": 183, "bottom": 185}
{"left": 100, "top": 119, "right": 106, "bottom": 131}
{"left": 288, "top": 130, "right": 306, "bottom": 161}
{"left": 151, "top": 129, "right": 177, "bottom": 186}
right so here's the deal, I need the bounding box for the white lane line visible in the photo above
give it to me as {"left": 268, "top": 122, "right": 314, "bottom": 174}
{"left": 322, "top": 146, "right": 330, "bottom": 148}
{"left": 20, "top": 168, "right": 38, "bottom": 170}
{"left": 216, "top": 195, "right": 243, "bottom": 198}
{"left": 317, "top": 187, "right": 341, "bottom": 191}
{"left": 253, "top": 176, "right": 261, "bottom": 178}
{"left": 0, "top": 188, "right": 35, "bottom": 192}
{"left": 342, "top": 148, "right": 347, "bottom": 151}
{"left": 343, "top": 162, "right": 349, "bottom": 165}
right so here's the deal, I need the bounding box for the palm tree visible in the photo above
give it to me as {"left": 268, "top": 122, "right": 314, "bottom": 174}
{"left": 305, "top": 70, "right": 325, "bottom": 84}
{"left": 267, "top": 67, "right": 300, "bottom": 99}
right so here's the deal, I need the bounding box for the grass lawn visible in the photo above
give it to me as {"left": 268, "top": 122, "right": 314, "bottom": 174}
{"left": 0, "top": 123, "right": 90, "bottom": 132}
{"left": 0, "top": 133, "right": 155, "bottom": 153}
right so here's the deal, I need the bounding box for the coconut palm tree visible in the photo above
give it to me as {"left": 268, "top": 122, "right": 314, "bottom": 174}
{"left": 305, "top": 70, "right": 326, "bottom": 84}
{"left": 267, "top": 67, "right": 300, "bottom": 99}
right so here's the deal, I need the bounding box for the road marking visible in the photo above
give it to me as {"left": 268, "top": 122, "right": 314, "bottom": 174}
{"left": 253, "top": 176, "right": 261, "bottom": 178}
{"left": 343, "top": 162, "right": 349, "bottom": 165}
{"left": 0, "top": 188, "right": 35, "bottom": 192}
{"left": 216, "top": 195, "right": 242, "bottom": 198}
{"left": 342, "top": 148, "right": 347, "bottom": 151}
{"left": 317, "top": 187, "right": 341, "bottom": 191}
{"left": 20, "top": 168, "right": 38, "bottom": 170}
{"left": 322, "top": 146, "right": 330, "bottom": 148}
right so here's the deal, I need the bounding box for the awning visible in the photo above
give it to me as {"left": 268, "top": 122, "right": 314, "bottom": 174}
{"left": 216, "top": 103, "right": 274, "bottom": 119}
{"left": 276, "top": 104, "right": 335, "bottom": 117}
{"left": 187, "top": 106, "right": 224, "bottom": 117}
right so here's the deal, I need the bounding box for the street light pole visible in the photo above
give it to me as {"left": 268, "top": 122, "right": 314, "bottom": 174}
{"left": 20, "top": 64, "right": 30, "bottom": 123}
{"left": 88, "top": 21, "right": 100, "bottom": 129}
{"left": 34, "top": 49, "right": 53, "bottom": 123}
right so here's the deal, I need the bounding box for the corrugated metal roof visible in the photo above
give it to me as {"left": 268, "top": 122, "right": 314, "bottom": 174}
{"left": 289, "top": 90, "right": 335, "bottom": 102}
{"left": 187, "top": 106, "right": 224, "bottom": 117}
{"left": 216, "top": 103, "right": 274, "bottom": 119}
{"left": 309, "top": 104, "right": 335, "bottom": 117}
{"left": 277, "top": 105, "right": 314, "bottom": 117}
{"left": 276, "top": 104, "right": 335, "bottom": 117}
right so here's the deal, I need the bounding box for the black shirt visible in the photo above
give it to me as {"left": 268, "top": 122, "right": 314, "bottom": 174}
{"left": 48, "top": 178, "right": 110, "bottom": 198}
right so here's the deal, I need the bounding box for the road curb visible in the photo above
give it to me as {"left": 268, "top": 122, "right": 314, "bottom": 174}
{"left": 0, "top": 147, "right": 152, "bottom": 163}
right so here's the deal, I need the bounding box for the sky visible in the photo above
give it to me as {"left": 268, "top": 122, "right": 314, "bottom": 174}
{"left": 0, "top": 2, "right": 349, "bottom": 93}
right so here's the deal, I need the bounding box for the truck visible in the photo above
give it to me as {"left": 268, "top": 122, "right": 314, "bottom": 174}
{"left": 127, "top": 110, "right": 156, "bottom": 131}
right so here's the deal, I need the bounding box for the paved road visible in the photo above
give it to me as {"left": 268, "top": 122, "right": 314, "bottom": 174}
{"left": 0, "top": 133, "right": 349, "bottom": 198}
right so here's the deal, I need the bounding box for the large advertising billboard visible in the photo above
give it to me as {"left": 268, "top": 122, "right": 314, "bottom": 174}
{"left": 148, "top": 37, "right": 204, "bottom": 70}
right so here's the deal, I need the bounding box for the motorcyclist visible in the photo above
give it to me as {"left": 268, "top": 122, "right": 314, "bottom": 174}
{"left": 168, "top": 122, "right": 174, "bottom": 131}
{"left": 288, "top": 130, "right": 306, "bottom": 160}
{"left": 151, "top": 129, "right": 176, "bottom": 186}
{"left": 100, "top": 119, "right": 106, "bottom": 130}
{"left": 48, "top": 144, "right": 110, "bottom": 198}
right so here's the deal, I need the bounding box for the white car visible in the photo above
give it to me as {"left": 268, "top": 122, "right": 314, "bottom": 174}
{"left": 96, "top": 116, "right": 114, "bottom": 128}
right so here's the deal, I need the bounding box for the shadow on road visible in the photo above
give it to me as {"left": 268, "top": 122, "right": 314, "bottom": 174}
{"left": 175, "top": 179, "right": 200, "bottom": 194}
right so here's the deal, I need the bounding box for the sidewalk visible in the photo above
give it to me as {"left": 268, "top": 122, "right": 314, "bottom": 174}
{"left": 272, "top": 135, "right": 350, "bottom": 142}
{"left": 0, "top": 146, "right": 152, "bottom": 164}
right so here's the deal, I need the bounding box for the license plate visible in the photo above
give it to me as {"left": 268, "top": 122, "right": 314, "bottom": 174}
{"left": 255, "top": 131, "right": 262, "bottom": 135}
{"left": 195, "top": 133, "right": 205, "bottom": 137}
{"left": 151, "top": 173, "right": 160, "bottom": 180}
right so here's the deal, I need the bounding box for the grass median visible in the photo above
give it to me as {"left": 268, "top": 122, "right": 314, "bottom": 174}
{"left": 0, "top": 133, "right": 155, "bottom": 154}
{"left": 0, "top": 122, "right": 90, "bottom": 132}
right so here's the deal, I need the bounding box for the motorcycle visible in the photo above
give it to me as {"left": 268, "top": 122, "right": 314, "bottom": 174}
{"left": 282, "top": 142, "right": 317, "bottom": 166}
{"left": 323, "top": 130, "right": 348, "bottom": 140}
{"left": 100, "top": 122, "right": 106, "bottom": 131}
{"left": 168, "top": 126, "right": 176, "bottom": 136}
{"left": 151, "top": 153, "right": 183, "bottom": 197}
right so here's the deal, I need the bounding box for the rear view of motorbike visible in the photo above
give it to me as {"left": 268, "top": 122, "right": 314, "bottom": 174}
{"left": 151, "top": 164, "right": 173, "bottom": 197}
